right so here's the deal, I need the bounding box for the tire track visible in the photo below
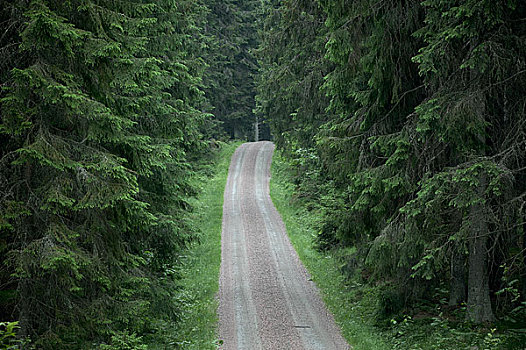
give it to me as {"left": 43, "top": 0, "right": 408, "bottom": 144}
{"left": 219, "top": 142, "right": 349, "bottom": 350}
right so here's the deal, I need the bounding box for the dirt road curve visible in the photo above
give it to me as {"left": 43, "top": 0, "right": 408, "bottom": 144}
{"left": 218, "top": 142, "right": 349, "bottom": 350}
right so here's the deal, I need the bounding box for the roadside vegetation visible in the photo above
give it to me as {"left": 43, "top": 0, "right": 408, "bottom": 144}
{"left": 0, "top": 0, "right": 256, "bottom": 347}
{"left": 270, "top": 152, "right": 390, "bottom": 350}
{"left": 270, "top": 151, "right": 526, "bottom": 350}
{"left": 258, "top": 0, "right": 526, "bottom": 348}
{"left": 172, "top": 142, "right": 240, "bottom": 350}
{"left": 2, "top": 0, "right": 525, "bottom": 348}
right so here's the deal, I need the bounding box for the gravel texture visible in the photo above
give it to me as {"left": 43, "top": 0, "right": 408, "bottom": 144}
{"left": 218, "top": 142, "right": 349, "bottom": 350}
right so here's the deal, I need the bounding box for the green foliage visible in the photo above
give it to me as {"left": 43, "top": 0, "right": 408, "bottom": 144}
{"left": 272, "top": 151, "right": 526, "bottom": 349}
{"left": 2, "top": 0, "right": 525, "bottom": 346}
{"left": 0, "top": 322, "right": 20, "bottom": 349}
{"left": 203, "top": 0, "right": 261, "bottom": 140}
{"left": 172, "top": 141, "right": 240, "bottom": 350}
{"left": 257, "top": 0, "right": 526, "bottom": 337}
{"left": 256, "top": 0, "right": 330, "bottom": 152}
{"left": 0, "top": 0, "right": 213, "bottom": 347}
{"left": 375, "top": 284, "right": 405, "bottom": 324}
{"left": 269, "top": 151, "right": 391, "bottom": 350}
{"left": 99, "top": 331, "right": 147, "bottom": 350}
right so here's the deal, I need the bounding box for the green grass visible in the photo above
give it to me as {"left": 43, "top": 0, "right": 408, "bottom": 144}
{"left": 269, "top": 151, "right": 391, "bottom": 350}
{"left": 171, "top": 141, "right": 241, "bottom": 349}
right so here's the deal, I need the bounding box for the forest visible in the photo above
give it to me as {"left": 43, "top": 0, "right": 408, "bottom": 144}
{"left": 1, "top": 0, "right": 525, "bottom": 349}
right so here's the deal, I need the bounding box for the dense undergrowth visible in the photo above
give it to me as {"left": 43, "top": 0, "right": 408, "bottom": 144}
{"left": 270, "top": 151, "right": 526, "bottom": 350}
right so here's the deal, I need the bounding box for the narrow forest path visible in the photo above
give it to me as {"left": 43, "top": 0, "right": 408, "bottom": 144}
{"left": 218, "top": 142, "right": 349, "bottom": 350}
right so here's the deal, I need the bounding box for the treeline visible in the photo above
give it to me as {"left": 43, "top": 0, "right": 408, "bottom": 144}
{"left": 0, "top": 0, "right": 257, "bottom": 348}
{"left": 204, "top": 0, "right": 261, "bottom": 140}
{"left": 257, "top": 0, "right": 526, "bottom": 327}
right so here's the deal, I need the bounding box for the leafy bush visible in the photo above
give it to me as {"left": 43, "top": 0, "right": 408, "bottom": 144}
{"left": 0, "top": 321, "right": 20, "bottom": 350}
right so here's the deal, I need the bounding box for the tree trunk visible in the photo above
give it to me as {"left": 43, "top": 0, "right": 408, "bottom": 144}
{"left": 522, "top": 220, "right": 526, "bottom": 300}
{"left": 449, "top": 210, "right": 466, "bottom": 306}
{"left": 449, "top": 243, "right": 466, "bottom": 306}
{"left": 467, "top": 175, "right": 495, "bottom": 323}
{"left": 18, "top": 279, "right": 31, "bottom": 344}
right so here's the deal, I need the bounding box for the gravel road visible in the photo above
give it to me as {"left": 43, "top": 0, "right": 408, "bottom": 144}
{"left": 218, "top": 141, "right": 349, "bottom": 350}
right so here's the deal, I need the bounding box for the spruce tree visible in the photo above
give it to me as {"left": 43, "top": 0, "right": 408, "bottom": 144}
{"left": 256, "top": 0, "right": 526, "bottom": 325}
{"left": 405, "top": 0, "right": 526, "bottom": 323}
{"left": 256, "top": 0, "right": 330, "bottom": 199}
{"left": 0, "top": 0, "right": 208, "bottom": 347}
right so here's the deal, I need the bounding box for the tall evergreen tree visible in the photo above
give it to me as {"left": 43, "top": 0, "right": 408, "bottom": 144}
{"left": 256, "top": 0, "right": 330, "bottom": 197}
{"left": 256, "top": 0, "right": 526, "bottom": 325}
{"left": 257, "top": 0, "right": 329, "bottom": 149}
{"left": 403, "top": 0, "right": 526, "bottom": 323}
{"left": 0, "top": 0, "right": 208, "bottom": 347}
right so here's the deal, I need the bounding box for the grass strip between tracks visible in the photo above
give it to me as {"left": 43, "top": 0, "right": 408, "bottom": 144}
{"left": 172, "top": 141, "right": 241, "bottom": 349}
{"left": 269, "top": 151, "right": 391, "bottom": 350}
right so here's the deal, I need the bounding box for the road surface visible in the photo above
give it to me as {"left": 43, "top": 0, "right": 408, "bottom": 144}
{"left": 218, "top": 141, "right": 349, "bottom": 350}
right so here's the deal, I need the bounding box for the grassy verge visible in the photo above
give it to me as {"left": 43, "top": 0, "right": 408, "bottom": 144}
{"left": 172, "top": 141, "right": 241, "bottom": 349}
{"left": 269, "top": 151, "right": 391, "bottom": 350}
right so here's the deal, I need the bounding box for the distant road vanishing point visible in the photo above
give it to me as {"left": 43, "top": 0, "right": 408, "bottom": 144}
{"left": 218, "top": 141, "right": 349, "bottom": 350}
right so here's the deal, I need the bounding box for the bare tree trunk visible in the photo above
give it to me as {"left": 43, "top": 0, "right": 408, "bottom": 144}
{"left": 467, "top": 175, "right": 495, "bottom": 323}
{"left": 522, "top": 220, "right": 526, "bottom": 300}
{"left": 18, "top": 279, "right": 31, "bottom": 346}
{"left": 449, "top": 243, "right": 466, "bottom": 306}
